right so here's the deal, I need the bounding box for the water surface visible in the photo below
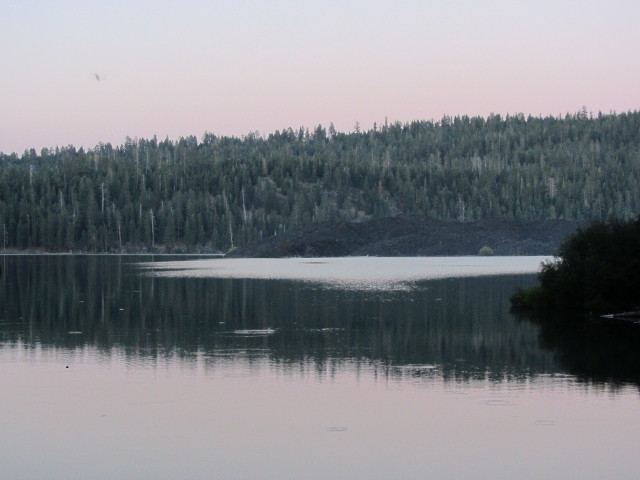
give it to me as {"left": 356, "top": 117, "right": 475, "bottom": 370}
{"left": 1, "top": 255, "right": 639, "bottom": 480}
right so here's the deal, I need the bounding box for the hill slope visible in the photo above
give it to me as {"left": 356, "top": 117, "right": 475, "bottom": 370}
{"left": 1, "top": 111, "right": 638, "bottom": 253}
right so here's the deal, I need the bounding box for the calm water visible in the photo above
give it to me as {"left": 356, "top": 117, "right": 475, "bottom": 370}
{"left": 1, "top": 255, "right": 640, "bottom": 480}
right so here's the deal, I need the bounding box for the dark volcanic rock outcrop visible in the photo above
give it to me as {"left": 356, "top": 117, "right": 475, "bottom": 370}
{"left": 228, "top": 216, "right": 579, "bottom": 258}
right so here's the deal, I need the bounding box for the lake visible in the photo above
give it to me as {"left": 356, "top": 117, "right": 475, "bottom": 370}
{"left": 1, "top": 255, "right": 640, "bottom": 480}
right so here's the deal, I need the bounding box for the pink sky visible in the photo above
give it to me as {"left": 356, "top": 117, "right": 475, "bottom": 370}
{"left": 1, "top": 0, "right": 639, "bottom": 154}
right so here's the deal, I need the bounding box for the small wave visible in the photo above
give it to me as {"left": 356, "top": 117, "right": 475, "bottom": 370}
{"left": 534, "top": 420, "right": 556, "bottom": 426}
{"left": 232, "top": 328, "right": 276, "bottom": 336}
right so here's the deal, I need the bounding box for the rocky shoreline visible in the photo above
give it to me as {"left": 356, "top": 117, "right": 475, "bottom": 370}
{"left": 228, "top": 216, "right": 579, "bottom": 258}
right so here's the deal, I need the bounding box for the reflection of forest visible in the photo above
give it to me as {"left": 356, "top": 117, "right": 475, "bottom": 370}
{"left": 515, "top": 311, "right": 640, "bottom": 387}
{"left": 0, "top": 255, "right": 566, "bottom": 382}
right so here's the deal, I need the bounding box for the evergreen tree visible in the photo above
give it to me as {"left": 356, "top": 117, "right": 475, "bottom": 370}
{"left": 0, "top": 111, "right": 639, "bottom": 252}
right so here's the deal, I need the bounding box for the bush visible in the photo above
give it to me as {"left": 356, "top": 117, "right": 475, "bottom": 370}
{"left": 511, "top": 217, "right": 640, "bottom": 312}
{"left": 478, "top": 246, "right": 494, "bottom": 256}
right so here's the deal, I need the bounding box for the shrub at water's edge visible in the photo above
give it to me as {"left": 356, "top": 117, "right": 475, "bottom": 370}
{"left": 478, "top": 246, "right": 494, "bottom": 256}
{"left": 510, "top": 217, "right": 640, "bottom": 313}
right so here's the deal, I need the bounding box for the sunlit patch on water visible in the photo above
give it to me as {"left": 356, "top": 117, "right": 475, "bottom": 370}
{"left": 138, "top": 256, "right": 549, "bottom": 291}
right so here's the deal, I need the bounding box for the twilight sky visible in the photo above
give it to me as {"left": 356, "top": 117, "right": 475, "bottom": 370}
{"left": 1, "top": 0, "right": 639, "bottom": 154}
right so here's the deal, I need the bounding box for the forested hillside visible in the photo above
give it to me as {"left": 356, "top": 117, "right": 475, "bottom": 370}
{"left": 1, "top": 111, "right": 638, "bottom": 252}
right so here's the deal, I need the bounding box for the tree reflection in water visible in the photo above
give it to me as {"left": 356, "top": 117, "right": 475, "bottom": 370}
{"left": 2, "top": 255, "right": 636, "bottom": 388}
{"left": 515, "top": 310, "right": 640, "bottom": 388}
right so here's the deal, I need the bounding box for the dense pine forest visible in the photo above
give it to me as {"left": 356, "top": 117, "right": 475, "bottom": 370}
{"left": 1, "top": 110, "right": 639, "bottom": 253}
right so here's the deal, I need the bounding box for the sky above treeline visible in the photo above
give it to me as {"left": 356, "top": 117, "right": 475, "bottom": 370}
{"left": 1, "top": 0, "right": 639, "bottom": 154}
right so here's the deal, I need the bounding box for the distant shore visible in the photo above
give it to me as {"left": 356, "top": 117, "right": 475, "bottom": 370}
{"left": 0, "top": 216, "right": 578, "bottom": 258}
{"left": 228, "top": 216, "right": 579, "bottom": 258}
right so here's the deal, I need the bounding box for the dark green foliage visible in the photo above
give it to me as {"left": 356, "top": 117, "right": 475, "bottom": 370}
{"left": 1, "top": 111, "right": 640, "bottom": 252}
{"left": 510, "top": 285, "right": 550, "bottom": 310}
{"left": 512, "top": 217, "right": 640, "bottom": 312}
